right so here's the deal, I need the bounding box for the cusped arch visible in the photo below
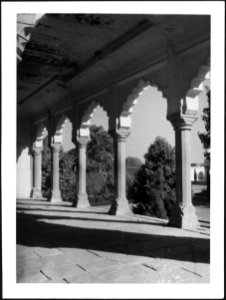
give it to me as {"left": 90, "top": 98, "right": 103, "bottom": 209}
{"left": 80, "top": 100, "right": 109, "bottom": 127}
{"left": 119, "top": 79, "right": 166, "bottom": 129}
{"left": 52, "top": 113, "right": 73, "bottom": 144}
{"left": 80, "top": 100, "right": 100, "bottom": 128}
{"left": 79, "top": 100, "right": 109, "bottom": 137}
{"left": 33, "top": 123, "right": 48, "bottom": 149}
{"left": 36, "top": 123, "right": 48, "bottom": 141}
{"left": 121, "top": 79, "right": 166, "bottom": 117}
{"left": 54, "top": 114, "right": 72, "bottom": 134}
{"left": 182, "top": 58, "right": 210, "bottom": 114}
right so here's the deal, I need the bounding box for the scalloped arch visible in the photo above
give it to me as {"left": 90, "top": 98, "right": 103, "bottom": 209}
{"left": 36, "top": 123, "right": 48, "bottom": 141}
{"left": 120, "top": 79, "right": 166, "bottom": 117}
{"left": 54, "top": 114, "right": 72, "bottom": 135}
{"left": 80, "top": 100, "right": 109, "bottom": 128}
{"left": 186, "top": 57, "right": 210, "bottom": 98}
{"left": 182, "top": 57, "right": 210, "bottom": 114}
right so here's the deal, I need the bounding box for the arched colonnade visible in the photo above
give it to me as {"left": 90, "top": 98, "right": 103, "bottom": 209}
{"left": 17, "top": 14, "right": 210, "bottom": 229}
{"left": 25, "top": 56, "right": 210, "bottom": 230}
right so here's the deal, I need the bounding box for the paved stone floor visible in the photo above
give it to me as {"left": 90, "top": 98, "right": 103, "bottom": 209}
{"left": 16, "top": 199, "right": 210, "bottom": 283}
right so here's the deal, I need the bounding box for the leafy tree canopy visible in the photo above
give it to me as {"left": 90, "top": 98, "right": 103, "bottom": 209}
{"left": 198, "top": 87, "right": 210, "bottom": 161}
{"left": 128, "top": 137, "right": 176, "bottom": 219}
{"left": 86, "top": 125, "right": 114, "bottom": 203}
{"left": 126, "top": 157, "right": 143, "bottom": 168}
{"left": 41, "top": 125, "right": 115, "bottom": 204}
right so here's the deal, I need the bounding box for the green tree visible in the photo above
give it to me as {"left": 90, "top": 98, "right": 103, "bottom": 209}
{"left": 41, "top": 125, "right": 115, "bottom": 204}
{"left": 59, "top": 148, "right": 77, "bottom": 202}
{"left": 129, "top": 137, "right": 176, "bottom": 219}
{"left": 198, "top": 87, "right": 210, "bottom": 162}
{"left": 198, "top": 87, "right": 210, "bottom": 196}
{"left": 126, "top": 156, "right": 143, "bottom": 201}
{"left": 42, "top": 137, "right": 51, "bottom": 199}
{"left": 86, "top": 125, "right": 114, "bottom": 204}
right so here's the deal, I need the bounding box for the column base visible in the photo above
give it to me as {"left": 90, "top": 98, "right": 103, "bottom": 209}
{"left": 50, "top": 190, "right": 63, "bottom": 203}
{"left": 108, "top": 197, "right": 131, "bottom": 215}
{"left": 168, "top": 202, "right": 199, "bottom": 230}
{"left": 31, "top": 188, "right": 43, "bottom": 199}
{"left": 182, "top": 204, "right": 199, "bottom": 230}
{"left": 76, "top": 193, "right": 90, "bottom": 208}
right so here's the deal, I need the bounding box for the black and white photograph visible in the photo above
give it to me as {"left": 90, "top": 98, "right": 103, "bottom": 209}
{"left": 2, "top": 1, "right": 224, "bottom": 299}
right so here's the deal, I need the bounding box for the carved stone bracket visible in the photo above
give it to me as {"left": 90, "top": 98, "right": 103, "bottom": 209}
{"left": 116, "top": 128, "right": 131, "bottom": 141}
{"left": 32, "top": 146, "right": 43, "bottom": 156}
{"left": 51, "top": 143, "right": 62, "bottom": 153}
{"left": 167, "top": 112, "right": 198, "bottom": 130}
{"left": 77, "top": 136, "right": 90, "bottom": 148}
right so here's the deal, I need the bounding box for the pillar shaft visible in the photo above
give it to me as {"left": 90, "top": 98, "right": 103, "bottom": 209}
{"left": 116, "top": 135, "right": 127, "bottom": 199}
{"left": 31, "top": 147, "right": 43, "bottom": 199}
{"left": 76, "top": 137, "right": 89, "bottom": 208}
{"left": 168, "top": 114, "right": 199, "bottom": 229}
{"left": 50, "top": 143, "right": 62, "bottom": 202}
{"left": 109, "top": 129, "right": 131, "bottom": 215}
{"left": 175, "top": 126, "right": 192, "bottom": 207}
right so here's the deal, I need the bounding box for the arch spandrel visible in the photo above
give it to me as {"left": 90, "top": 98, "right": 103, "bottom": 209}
{"left": 50, "top": 112, "right": 77, "bottom": 146}
{"left": 32, "top": 122, "right": 49, "bottom": 149}
{"left": 182, "top": 57, "right": 210, "bottom": 116}
{"left": 78, "top": 100, "right": 110, "bottom": 137}
{"left": 118, "top": 78, "right": 167, "bottom": 130}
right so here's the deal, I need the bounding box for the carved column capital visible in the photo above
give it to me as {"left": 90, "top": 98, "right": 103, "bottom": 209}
{"left": 167, "top": 113, "right": 197, "bottom": 130}
{"left": 32, "top": 146, "right": 43, "bottom": 156}
{"left": 116, "top": 128, "right": 131, "bottom": 142}
{"left": 51, "top": 143, "right": 62, "bottom": 153}
{"left": 77, "top": 136, "right": 90, "bottom": 148}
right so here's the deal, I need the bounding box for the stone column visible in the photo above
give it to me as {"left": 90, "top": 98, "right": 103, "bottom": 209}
{"left": 50, "top": 143, "right": 62, "bottom": 202}
{"left": 168, "top": 114, "right": 199, "bottom": 229}
{"left": 76, "top": 136, "right": 90, "bottom": 208}
{"left": 204, "top": 157, "right": 210, "bottom": 197}
{"left": 109, "top": 129, "right": 131, "bottom": 215}
{"left": 31, "top": 146, "right": 43, "bottom": 199}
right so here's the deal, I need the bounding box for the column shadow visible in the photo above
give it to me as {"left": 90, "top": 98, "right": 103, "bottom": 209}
{"left": 17, "top": 211, "right": 210, "bottom": 264}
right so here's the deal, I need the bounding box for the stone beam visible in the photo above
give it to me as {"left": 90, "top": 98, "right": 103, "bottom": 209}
{"left": 18, "top": 19, "right": 155, "bottom": 106}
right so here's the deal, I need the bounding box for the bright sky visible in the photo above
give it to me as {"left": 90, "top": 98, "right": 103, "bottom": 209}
{"left": 2, "top": 2, "right": 224, "bottom": 299}
{"left": 89, "top": 81, "right": 209, "bottom": 164}
{"left": 63, "top": 80, "right": 209, "bottom": 164}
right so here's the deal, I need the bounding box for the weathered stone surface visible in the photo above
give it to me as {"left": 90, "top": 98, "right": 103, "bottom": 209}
{"left": 16, "top": 200, "right": 210, "bottom": 283}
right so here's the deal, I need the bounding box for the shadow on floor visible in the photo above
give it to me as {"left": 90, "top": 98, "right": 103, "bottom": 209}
{"left": 17, "top": 211, "right": 210, "bottom": 264}
{"left": 17, "top": 206, "right": 109, "bottom": 215}
{"left": 16, "top": 213, "right": 167, "bottom": 228}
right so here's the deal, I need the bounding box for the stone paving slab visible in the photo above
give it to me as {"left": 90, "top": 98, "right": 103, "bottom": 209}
{"left": 16, "top": 199, "right": 210, "bottom": 284}
{"left": 17, "top": 269, "right": 49, "bottom": 283}
{"left": 66, "top": 263, "right": 151, "bottom": 283}
{"left": 17, "top": 247, "right": 104, "bottom": 273}
{"left": 42, "top": 262, "right": 87, "bottom": 281}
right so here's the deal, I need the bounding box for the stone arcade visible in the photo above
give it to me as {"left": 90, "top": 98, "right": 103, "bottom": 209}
{"left": 17, "top": 14, "right": 210, "bottom": 229}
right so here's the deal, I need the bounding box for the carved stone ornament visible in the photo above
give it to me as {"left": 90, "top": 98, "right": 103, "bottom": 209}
{"left": 167, "top": 112, "right": 197, "bottom": 130}
{"left": 77, "top": 136, "right": 90, "bottom": 147}
{"left": 51, "top": 143, "right": 62, "bottom": 153}
{"left": 32, "top": 146, "right": 43, "bottom": 155}
{"left": 116, "top": 128, "right": 131, "bottom": 141}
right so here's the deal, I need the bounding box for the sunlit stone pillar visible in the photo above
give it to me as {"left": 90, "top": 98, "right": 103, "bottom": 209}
{"left": 76, "top": 136, "right": 90, "bottom": 208}
{"left": 31, "top": 146, "right": 43, "bottom": 199}
{"left": 168, "top": 114, "right": 199, "bottom": 229}
{"left": 50, "top": 143, "right": 62, "bottom": 202}
{"left": 109, "top": 128, "right": 131, "bottom": 215}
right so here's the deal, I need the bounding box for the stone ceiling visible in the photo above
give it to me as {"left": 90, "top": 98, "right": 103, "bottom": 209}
{"left": 17, "top": 14, "right": 210, "bottom": 119}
